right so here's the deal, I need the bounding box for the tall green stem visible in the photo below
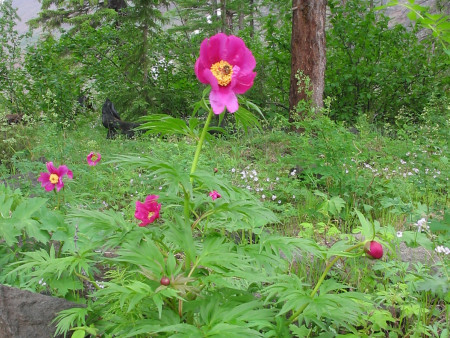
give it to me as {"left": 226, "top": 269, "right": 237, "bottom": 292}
{"left": 190, "top": 108, "right": 214, "bottom": 182}
{"left": 183, "top": 108, "right": 214, "bottom": 225}
{"left": 289, "top": 242, "right": 364, "bottom": 324}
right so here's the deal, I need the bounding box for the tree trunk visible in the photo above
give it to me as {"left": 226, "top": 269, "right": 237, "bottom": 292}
{"left": 211, "top": 0, "right": 219, "bottom": 33}
{"left": 289, "top": 0, "right": 327, "bottom": 123}
{"left": 142, "top": 22, "right": 149, "bottom": 84}
{"left": 107, "top": 0, "right": 127, "bottom": 11}
{"left": 220, "top": 0, "right": 227, "bottom": 33}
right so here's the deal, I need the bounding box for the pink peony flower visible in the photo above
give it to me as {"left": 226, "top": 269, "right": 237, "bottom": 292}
{"left": 195, "top": 33, "right": 256, "bottom": 115}
{"left": 135, "top": 195, "right": 161, "bottom": 227}
{"left": 87, "top": 152, "right": 101, "bottom": 166}
{"left": 364, "top": 240, "right": 383, "bottom": 259}
{"left": 209, "top": 190, "right": 221, "bottom": 201}
{"left": 38, "top": 162, "right": 73, "bottom": 192}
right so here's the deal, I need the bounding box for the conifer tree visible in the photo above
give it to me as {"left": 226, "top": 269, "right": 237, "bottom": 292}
{"left": 29, "top": 0, "right": 127, "bottom": 32}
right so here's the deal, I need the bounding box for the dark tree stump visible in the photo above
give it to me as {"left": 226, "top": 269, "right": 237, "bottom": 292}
{"left": 4, "top": 114, "right": 23, "bottom": 124}
{"left": 101, "top": 98, "right": 141, "bottom": 139}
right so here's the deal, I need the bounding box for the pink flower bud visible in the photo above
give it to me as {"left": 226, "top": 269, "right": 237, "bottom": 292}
{"left": 364, "top": 240, "right": 383, "bottom": 259}
{"left": 209, "top": 190, "right": 221, "bottom": 201}
{"left": 160, "top": 277, "right": 170, "bottom": 286}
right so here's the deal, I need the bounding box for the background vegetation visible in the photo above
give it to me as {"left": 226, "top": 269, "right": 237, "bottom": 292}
{"left": 0, "top": 0, "right": 449, "bottom": 337}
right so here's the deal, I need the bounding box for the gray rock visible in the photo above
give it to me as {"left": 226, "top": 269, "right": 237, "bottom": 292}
{"left": 0, "top": 284, "right": 84, "bottom": 338}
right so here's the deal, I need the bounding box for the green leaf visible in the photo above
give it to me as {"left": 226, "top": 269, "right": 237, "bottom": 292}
{"left": 71, "top": 329, "right": 85, "bottom": 338}
{"left": 407, "top": 10, "right": 418, "bottom": 21}
{"left": 234, "top": 106, "right": 261, "bottom": 133}
{"left": 11, "top": 198, "right": 47, "bottom": 220}
{"left": 0, "top": 219, "right": 21, "bottom": 245}
{"left": 328, "top": 196, "right": 346, "bottom": 216}
{"left": 53, "top": 307, "right": 88, "bottom": 337}
{"left": 0, "top": 193, "right": 13, "bottom": 218}
{"left": 137, "top": 114, "right": 195, "bottom": 139}
{"left": 290, "top": 324, "right": 311, "bottom": 338}
{"left": 355, "top": 209, "right": 374, "bottom": 240}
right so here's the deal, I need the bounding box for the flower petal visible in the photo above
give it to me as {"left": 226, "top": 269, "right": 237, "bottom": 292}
{"left": 202, "top": 68, "right": 220, "bottom": 91}
{"left": 56, "top": 180, "right": 64, "bottom": 192}
{"left": 145, "top": 194, "right": 160, "bottom": 203}
{"left": 200, "top": 33, "right": 227, "bottom": 67}
{"left": 46, "top": 162, "right": 57, "bottom": 174}
{"left": 44, "top": 182, "right": 55, "bottom": 191}
{"left": 223, "top": 36, "right": 256, "bottom": 73}
{"left": 233, "top": 71, "right": 257, "bottom": 94}
{"left": 210, "top": 88, "right": 238, "bottom": 114}
{"left": 38, "top": 172, "right": 50, "bottom": 183}
{"left": 195, "top": 58, "right": 208, "bottom": 84}
{"left": 67, "top": 169, "right": 73, "bottom": 179}
{"left": 209, "top": 90, "right": 226, "bottom": 115}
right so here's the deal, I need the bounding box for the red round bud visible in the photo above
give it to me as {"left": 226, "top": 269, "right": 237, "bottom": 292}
{"left": 160, "top": 276, "right": 170, "bottom": 286}
{"left": 364, "top": 241, "right": 383, "bottom": 259}
{"left": 214, "top": 167, "right": 218, "bottom": 173}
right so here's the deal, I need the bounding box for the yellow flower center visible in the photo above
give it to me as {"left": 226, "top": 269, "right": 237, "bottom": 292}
{"left": 148, "top": 211, "right": 155, "bottom": 220}
{"left": 49, "top": 174, "right": 59, "bottom": 184}
{"left": 91, "top": 154, "right": 97, "bottom": 161}
{"left": 210, "top": 60, "right": 233, "bottom": 86}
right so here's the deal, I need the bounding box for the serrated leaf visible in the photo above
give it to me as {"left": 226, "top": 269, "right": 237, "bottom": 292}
{"left": 234, "top": 106, "right": 261, "bottom": 133}
{"left": 328, "top": 196, "right": 345, "bottom": 216}
{"left": 12, "top": 198, "right": 47, "bottom": 220}
{"left": 355, "top": 209, "right": 374, "bottom": 240}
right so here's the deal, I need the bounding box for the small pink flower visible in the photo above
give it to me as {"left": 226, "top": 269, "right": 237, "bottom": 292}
{"left": 209, "top": 190, "right": 221, "bottom": 201}
{"left": 87, "top": 152, "right": 101, "bottom": 166}
{"left": 38, "top": 162, "right": 73, "bottom": 192}
{"left": 135, "top": 195, "right": 161, "bottom": 227}
{"left": 364, "top": 241, "right": 383, "bottom": 259}
{"left": 195, "top": 33, "right": 256, "bottom": 115}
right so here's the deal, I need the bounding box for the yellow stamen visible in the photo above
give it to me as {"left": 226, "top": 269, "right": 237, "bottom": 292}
{"left": 210, "top": 60, "right": 233, "bottom": 86}
{"left": 148, "top": 211, "right": 155, "bottom": 220}
{"left": 91, "top": 154, "right": 97, "bottom": 161}
{"left": 49, "top": 174, "right": 59, "bottom": 184}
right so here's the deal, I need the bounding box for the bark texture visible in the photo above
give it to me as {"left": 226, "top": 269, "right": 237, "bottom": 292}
{"left": 289, "top": 0, "right": 327, "bottom": 121}
{"left": 0, "top": 284, "right": 84, "bottom": 338}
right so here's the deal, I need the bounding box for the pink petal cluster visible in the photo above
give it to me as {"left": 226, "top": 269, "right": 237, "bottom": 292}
{"left": 38, "top": 162, "right": 73, "bottom": 192}
{"left": 87, "top": 152, "right": 101, "bottom": 166}
{"left": 135, "top": 195, "right": 161, "bottom": 227}
{"left": 195, "top": 33, "right": 256, "bottom": 115}
{"left": 364, "top": 240, "right": 383, "bottom": 259}
{"left": 209, "top": 190, "right": 221, "bottom": 201}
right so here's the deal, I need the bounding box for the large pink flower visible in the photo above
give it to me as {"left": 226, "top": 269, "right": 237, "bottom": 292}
{"left": 195, "top": 33, "right": 256, "bottom": 115}
{"left": 135, "top": 195, "right": 161, "bottom": 227}
{"left": 38, "top": 162, "right": 73, "bottom": 192}
{"left": 87, "top": 152, "right": 101, "bottom": 166}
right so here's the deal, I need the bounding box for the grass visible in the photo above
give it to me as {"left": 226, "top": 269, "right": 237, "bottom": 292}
{"left": 0, "top": 109, "right": 449, "bottom": 336}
